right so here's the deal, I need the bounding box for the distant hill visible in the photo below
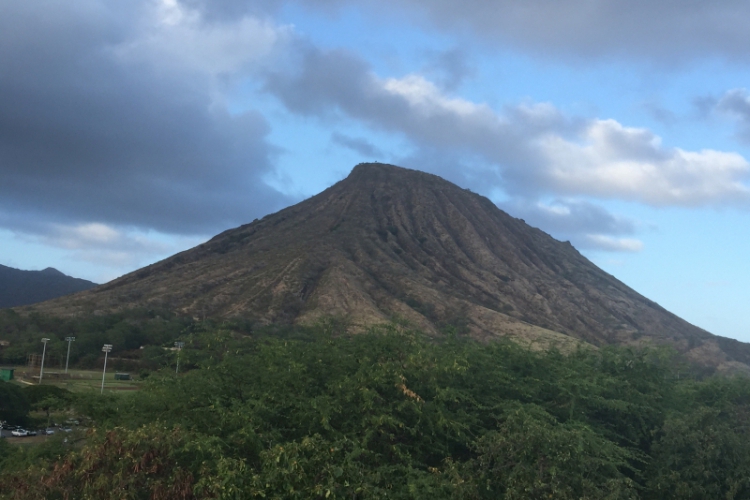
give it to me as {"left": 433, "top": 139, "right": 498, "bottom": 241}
{"left": 0, "top": 265, "right": 97, "bottom": 308}
{"left": 27, "top": 163, "right": 750, "bottom": 372}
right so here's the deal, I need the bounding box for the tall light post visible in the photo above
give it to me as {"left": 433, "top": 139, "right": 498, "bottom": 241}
{"left": 101, "top": 344, "right": 112, "bottom": 394}
{"left": 64, "top": 337, "right": 75, "bottom": 374}
{"left": 39, "top": 338, "right": 50, "bottom": 384}
{"left": 174, "top": 342, "right": 185, "bottom": 373}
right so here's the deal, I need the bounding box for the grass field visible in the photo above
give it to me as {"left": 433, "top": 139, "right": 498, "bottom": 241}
{"left": 10, "top": 367, "right": 141, "bottom": 393}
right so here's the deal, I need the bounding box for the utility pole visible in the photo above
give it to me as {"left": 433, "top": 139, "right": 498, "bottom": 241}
{"left": 64, "top": 337, "right": 75, "bottom": 374}
{"left": 101, "top": 344, "right": 112, "bottom": 394}
{"left": 175, "top": 342, "right": 185, "bottom": 373}
{"left": 39, "top": 338, "right": 50, "bottom": 384}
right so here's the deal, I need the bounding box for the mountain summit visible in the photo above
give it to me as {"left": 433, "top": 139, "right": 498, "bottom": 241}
{"left": 30, "top": 163, "right": 749, "bottom": 370}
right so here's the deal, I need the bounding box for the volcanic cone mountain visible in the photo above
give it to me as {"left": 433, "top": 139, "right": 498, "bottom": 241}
{"left": 30, "top": 163, "right": 750, "bottom": 370}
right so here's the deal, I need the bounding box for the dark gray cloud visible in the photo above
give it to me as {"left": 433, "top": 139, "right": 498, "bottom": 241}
{"left": 693, "top": 96, "right": 717, "bottom": 120}
{"left": 716, "top": 89, "right": 750, "bottom": 143}
{"left": 0, "top": 1, "right": 292, "bottom": 236}
{"left": 423, "top": 47, "right": 476, "bottom": 92}
{"left": 330, "top": 133, "right": 384, "bottom": 158}
{"left": 642, "top": 101, "right": 678, "bottom": 126}
{"left": 718, "top": 90, "right": 750, "bottom": 118}
{"left": 215, "top": 0, "right": 750, "bottom": 62}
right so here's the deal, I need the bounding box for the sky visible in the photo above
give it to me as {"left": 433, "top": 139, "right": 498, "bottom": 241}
{"left": 1, "top": 0, "right": 750, "bottom": 341}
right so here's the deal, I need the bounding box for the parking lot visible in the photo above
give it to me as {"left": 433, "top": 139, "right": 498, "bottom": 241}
{"left": 1, "top": 426, "right": 74, "bottom": 440}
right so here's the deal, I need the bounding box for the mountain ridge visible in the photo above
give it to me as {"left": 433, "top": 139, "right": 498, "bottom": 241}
{"left": 24, "top": 163, "right": 749, "bottom": 371}
{"left": 0, "top": 264, "right": 97, "bottom": 308}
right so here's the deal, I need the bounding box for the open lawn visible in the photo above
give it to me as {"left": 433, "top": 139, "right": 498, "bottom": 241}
{"left": 9, "top": 367, "right": 141, "bottom": 392}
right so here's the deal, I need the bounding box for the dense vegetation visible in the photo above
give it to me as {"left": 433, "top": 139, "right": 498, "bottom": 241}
{"left": 3, "top": 320, "right": 750, "bottom": 499}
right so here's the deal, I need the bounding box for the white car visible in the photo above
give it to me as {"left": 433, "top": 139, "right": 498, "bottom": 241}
{"left": 11, "top": 429, "right": 29, "bottom": 437}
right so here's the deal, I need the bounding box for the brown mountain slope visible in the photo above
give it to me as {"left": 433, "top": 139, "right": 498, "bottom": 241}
{"left": 29, "top": 163, "right": 749, "bottom": 370}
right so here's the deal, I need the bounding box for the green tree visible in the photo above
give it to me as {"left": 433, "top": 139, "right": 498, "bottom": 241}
{"left": 0, "top": 381, "right": 29, "bottom": 425}
{"left": 466, "top": 404, "right": 639, "bottom": 499}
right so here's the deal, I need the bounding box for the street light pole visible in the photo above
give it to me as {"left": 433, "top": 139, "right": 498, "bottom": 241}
{"left": 174, "top": 342, "right": 185, "bottom": 373}
{"left": 39, "top": 338, "right": 50, "bottom": 384}
{"left": 64, "top": 337, "right": 75, "bottom": 374}
{"left": 101, "top": 344, "right": 112, "bottom": 394}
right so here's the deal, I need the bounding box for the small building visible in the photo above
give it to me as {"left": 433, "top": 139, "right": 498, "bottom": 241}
{"left": 114, "top": 372, "right": 131, "bottom": 381}
{"left": 0, "top": 368, "right": 15, "bottom": 382}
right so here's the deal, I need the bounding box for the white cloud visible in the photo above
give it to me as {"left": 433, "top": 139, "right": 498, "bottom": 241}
{"left": 49, "top": 223, "right": 121, "bottom": 249}
{"left": 383, "top": 75, "right": 484, "bottom": 117}
{"left": 267, "top": 48, "right": 750, "bottom": 208}
{"left": 14, "top": 221, "right": 205, "bottom": 274}
{"left": 583, "top": 235, "right": 644, "bottom": 253}
{"left": 371, "top": 75, "right": 750, "bottom": 206}
{"left": 115, "top": 0, "right": 291, "bottom": 78}
{"left": 538, "top": 119, "right": 750, "bottom": 206}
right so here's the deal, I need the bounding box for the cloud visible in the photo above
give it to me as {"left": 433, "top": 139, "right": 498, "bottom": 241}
{"left": 5, "top": 0, "right": 749, "bottom": 267}
{"left": 330, "top": 133, "right": 384, "bottom": 158}
{"left": 581, "top": 235, "right": 643, "bottom": 253}
{"left": 263, "top": 46, "right": 750, "bottom": 208}
{"left": 114, "top": 1, "right": 291, "bottom": 78}
{"left": 422, "top": 47, "right": 476, "bottom": 92}
{"left": 176, "top": 0, "right": 287, "bottom": 21}
{"left": 498, "top": 199, "right": 642, "bottom": 252}
{"left": 0, "top": 1, "right": 293, "bottom": 237}
{"left": 717, "top": 89, "right": 750, "bottom": 119}
{"left": 534, "top": 120, "right": 750, "bottom": 206}
{"left": 502, "top": 199, "right": 636, "bottom": 236}
{"left": 9, "top": 221, "right": 205, "bottom": 280}
{"left": 277, "top": 0, "right": 750, "bottom": 62}
{"left": 642, "top": 101, "right": 678, "bottom": 125}
{"left": 260, "top": 44, "right": 750, "bottom": 251}
{"left": 715, "top": 89, "right": 750, "bottom": 143}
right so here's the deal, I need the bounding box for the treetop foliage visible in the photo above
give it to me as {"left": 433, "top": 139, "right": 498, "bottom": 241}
{"left": 2, "top": 321, "right": 750, "bottom": 499}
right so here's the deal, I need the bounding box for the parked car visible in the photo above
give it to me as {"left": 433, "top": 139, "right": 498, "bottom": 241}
{"left": 44, "top": 428, "right": 55, "bottom": 435}
{"left": 11, "top": 429, "right": 29, "bottom": 437}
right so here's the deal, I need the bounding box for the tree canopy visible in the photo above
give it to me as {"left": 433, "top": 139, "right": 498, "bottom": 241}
{"left": 2, "top": 322, "right": 750, "bottom": 499}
